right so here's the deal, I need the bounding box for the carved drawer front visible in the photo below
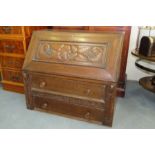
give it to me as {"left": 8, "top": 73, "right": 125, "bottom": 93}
{"left": 0, "top": 56, "right": 24, "bottom": 69}
{"left": 2, "top": 69, "right": 23, "bottom": 83}
{"left": 31, "top": 73, "right": 106, "bottom": 102}
{"left": 0, "top": 26, "right": 22, "bottom": 34}
{"left": 32, "top": 92, "right": 105, "bottom": 122}
{"left": 0, "top": 40, "right": 24, "bottom": 54}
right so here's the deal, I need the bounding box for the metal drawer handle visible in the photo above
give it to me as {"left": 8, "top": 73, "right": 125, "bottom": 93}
{"left": 39, "top": 81, "right": 46, "bottom": 88}
{"left": 11, "top": 76, "right": 20, "bottom": 81}
{"left": 85, "top": 112, "right": 90, "bottom": 119}
{"left": 2, "top": 26, "right": 12, "bottom": 33}
{"left": 86, "top": 89, "right": 91, "bottom": 95}
{"left": 42, "top": 103, "right": 48, "bottom": 109}
{"left": 4, "top": 45, "right": 15, "bottom": 52}
{"left": 6, "top": 61, "right": 21, "bottom": 67}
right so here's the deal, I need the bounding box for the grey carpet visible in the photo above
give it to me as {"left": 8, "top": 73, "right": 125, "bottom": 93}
{"left": 0, "top": 81, "right": 155, "bottom": 129}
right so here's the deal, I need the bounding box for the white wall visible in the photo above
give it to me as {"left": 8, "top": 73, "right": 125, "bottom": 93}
{"left": 126, "top": 26, "right": 154, "bottom": 81}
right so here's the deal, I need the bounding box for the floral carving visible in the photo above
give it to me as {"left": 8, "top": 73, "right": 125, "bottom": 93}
{"left": 35, "top": 41, "right": 107, "bottom": 68}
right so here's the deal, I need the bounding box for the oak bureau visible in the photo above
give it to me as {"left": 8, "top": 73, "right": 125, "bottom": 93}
{"left": 23, "top": 30, "right": 124, "bottom": 126}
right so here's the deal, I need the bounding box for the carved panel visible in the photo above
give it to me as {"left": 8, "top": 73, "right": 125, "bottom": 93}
{"left": 33, "top": 41, "right": 108, "bottom": 68}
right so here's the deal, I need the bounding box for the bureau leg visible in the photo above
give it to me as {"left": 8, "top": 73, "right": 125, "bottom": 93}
{"left": 26, "top": 104, "right": 34, "bottom": 110}
{"left": 23, "top": 72, "right": 34, "bottom": 110}
{"left": 102, "top": 118, "right": 113, "bottom": 127}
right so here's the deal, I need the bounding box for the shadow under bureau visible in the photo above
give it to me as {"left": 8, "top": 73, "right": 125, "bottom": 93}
{"left": 22, "top": 30, "right": 124, "bottom": 126}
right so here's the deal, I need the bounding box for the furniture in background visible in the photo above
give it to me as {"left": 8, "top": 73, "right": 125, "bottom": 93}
{"left": 132, "top": 26, "right": 155, "bottom": 93}
{"left": 22, "top": 30, "right": 124, "bottom": 126}
{"left": 52, "top": 26, "right": 131, "bottom": 97}
{"left": 0, "top": 64, "right": 1, "bottom": 83}
{"left": 132, "top": 50, "right": 155, "bottom": 93}
{"left": 0, "top": 26, "right": 48, "bottom": 93}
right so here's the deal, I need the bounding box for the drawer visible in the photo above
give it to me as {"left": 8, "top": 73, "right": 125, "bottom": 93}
{"left": 0, "top": 26, "right": 22, "bottom": 34}
{"left": 31, "top": 73, "right": 106, "bottom": 101}
{"left": 0, "top": 56, "right": 24, "bottom": 69}
{"left": 0, "top": 40, "right": 24, "bottom": 54}
{"left": 2, "top": 69, "right": 23, "bottom": 83}
{"left": 32, "top": 92, "right": 105, "bottom": 122}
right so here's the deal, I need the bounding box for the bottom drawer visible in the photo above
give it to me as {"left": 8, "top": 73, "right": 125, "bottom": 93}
{"left": 2, "top": 69, "right": 23, "bottom": 83}
{"left": 32, "top": 92, "right": 105, "bottom": 123}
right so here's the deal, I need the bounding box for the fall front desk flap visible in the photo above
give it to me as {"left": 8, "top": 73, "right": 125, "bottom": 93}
{"left": 23, "top": 30, "right": 124, "bottom": 82}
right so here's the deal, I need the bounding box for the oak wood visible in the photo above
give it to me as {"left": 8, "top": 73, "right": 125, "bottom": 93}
{"left": 23, "top": 30, "right": 124, "bottom": 126}
{"left": 33, "top": 91, "right": 105, "bottom": 122}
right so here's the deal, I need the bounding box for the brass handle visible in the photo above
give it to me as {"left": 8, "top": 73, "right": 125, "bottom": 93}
{"left": 42, "top": 103, "right": 48, "bottom": 109}
{"left": 85, "top": 112, "right": 90, "bottom": 119}
{"left": 2, "top": 26, "right": 12, "bottom": 33}
{"left": 6, "top": 61, "right": 21, "bottom": 67}
{"left": 11, "top": 76, "right": 20, "bottom": 82}
{"left": 7, "top": 61, "right": 13, "bottom": 65}
{"left": 39, "top": 81, "right": 46, "bottom": 88}
{"left": 86, "top": 89, "right": 91, "bottom": 95}
{"left": 4, "top": 45, "right": 15, "bottom": 52}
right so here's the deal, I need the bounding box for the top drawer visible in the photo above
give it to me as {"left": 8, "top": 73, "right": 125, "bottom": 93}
{"left": 0, "top": 40, "right": 24, "bottom": 54}
{"left": 30, "top": 73, "right": 107, "bottom": 102}
{"left": 0, "top": 26, "right": 22, "bottom": 35}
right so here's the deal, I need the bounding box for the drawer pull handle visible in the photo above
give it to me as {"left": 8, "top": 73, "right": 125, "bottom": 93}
{"left": 4, "top": 45, "right": 15, "bottom": 52}
{"left": 6, "top": 61, "right": 21, "bottom": 67}
{"left": 86, "top": 89, "right": 91, "bottom": 95}
{"left": 85, "top": 112, "right": 90, "bottom": 119}
{"left": 2, "top": 26, "right": 12, "bottom": 33}
{"left": 11, "top": 76, "right": 20, "bottom": 82}
{"left": 42, "top": 103, "right": 48, "bottom": 109}
{"left": 40, "top": 81, "right": 46, "bottom": 88}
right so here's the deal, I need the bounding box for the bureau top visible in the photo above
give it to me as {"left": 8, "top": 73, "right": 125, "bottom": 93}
{"left": 23, "top": 30, "right": 124, "bottom": 82}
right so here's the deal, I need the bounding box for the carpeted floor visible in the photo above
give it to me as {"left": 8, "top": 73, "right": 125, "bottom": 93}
{"left": 0, "top": 81, "right": 155, "bottom": 129}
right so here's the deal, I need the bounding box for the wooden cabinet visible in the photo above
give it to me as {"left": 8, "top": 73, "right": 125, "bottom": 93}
{"left": 0, "top": 64, "right": 1, "bottom": 83}
{"left": 0, "top": 26, "right": 48, "bottom": 93}
{"left": 52, "top": 26, "right": 131, "bottom": 97}
{"left": 23, "top": 30, "right": 124, "bottom": 126}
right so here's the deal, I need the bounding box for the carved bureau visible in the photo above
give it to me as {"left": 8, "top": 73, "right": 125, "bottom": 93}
{"left": 23, "top": 30, "right": 124, "bottom": 126}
